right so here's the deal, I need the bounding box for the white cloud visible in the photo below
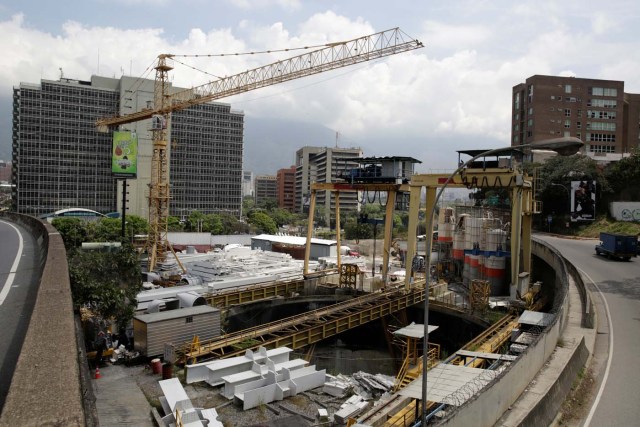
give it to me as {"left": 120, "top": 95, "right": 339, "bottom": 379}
{"left": 2, "top": 3, "right": 640, "bottom": 170}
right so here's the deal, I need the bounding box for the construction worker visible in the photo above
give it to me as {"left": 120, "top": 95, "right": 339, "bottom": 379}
{"left": 95, "top": 331, "right": 107, "bottom": 366}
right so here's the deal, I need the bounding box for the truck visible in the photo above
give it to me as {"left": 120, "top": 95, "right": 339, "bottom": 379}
{"left": 595, "top": 232, "right": 638, "bottom": 261}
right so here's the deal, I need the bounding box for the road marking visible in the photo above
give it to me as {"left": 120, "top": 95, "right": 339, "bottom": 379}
{"left": 580, "top": 266, "right": 614, "bottom": 427}
{"left": 0, "top": 220, "right": 25, "bottom": 306}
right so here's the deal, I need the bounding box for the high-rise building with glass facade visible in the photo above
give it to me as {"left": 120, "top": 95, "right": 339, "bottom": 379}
{"left": 12, "top": 75, "right": 244, "bottom": 218}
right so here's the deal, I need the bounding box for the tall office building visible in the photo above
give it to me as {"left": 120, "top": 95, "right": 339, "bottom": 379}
{"left": 512, "top": 75, "right": 640, "bottom": 162}
{"left": 12, "top": 75, "right": 244, "bottom": 217}
{"left": 242, "top": 171, "right": 254, "bottom": 198}
{"left": 276, "top": 166, "right": 296, "bottom": 212}
{"left": 254, "top": 175, "right": 277, "bottom": 205}
{"left": 295, "top": 146, "right": 363, "bottom": 222}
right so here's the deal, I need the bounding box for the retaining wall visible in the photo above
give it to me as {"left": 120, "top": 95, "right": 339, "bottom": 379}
{"left": 439, "top": 237, "right": 591, "bottom": 426}
{"left": 0, "top": 213, "right": 94, "bottom": 426}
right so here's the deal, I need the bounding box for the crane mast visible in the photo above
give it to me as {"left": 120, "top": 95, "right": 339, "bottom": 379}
{"left": 97, "top": 28, "right": 423, "bottom": 272}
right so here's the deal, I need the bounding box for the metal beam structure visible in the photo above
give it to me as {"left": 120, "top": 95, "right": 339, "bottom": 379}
{"left": 184, "top": 287, "right": 427, "bottom": 362}
{"left": 404, "top": 168, "right": 535, "bottom": 291}
{"left": 303, "top": 182, "right": 409, "bottom": 280}
{"left": 202, "top": 280, "right": 306, "bottom": 308}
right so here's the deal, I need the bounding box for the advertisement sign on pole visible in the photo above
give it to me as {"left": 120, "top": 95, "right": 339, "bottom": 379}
{"left": 570, "top": 180, "right": 596, "bottom": 222}
{"left": 111, "top": 131, "right": 138, "bottom": 178}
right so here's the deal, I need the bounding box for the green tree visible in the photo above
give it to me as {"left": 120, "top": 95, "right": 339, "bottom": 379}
{"left": 68, "top": 245, "right": 142, "bottom": 328}
{"left": 93, "top": 218, "right": 123, "bottom": 242}
{"left": 167, "top": 215, "right": 185, "bottom": 231}
{"left": 247, "top": 211, "right": 277, "bottom": 234}
{"left": 605, "top": 149, "right": 640, "bottom": 201}
{"left": 51, "top": 218, "right": 90, "bottom": 251}
{"left": 537, "top": 154, "right": 609, "bottom": 216}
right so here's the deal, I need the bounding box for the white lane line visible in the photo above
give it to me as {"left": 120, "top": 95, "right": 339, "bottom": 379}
{"left": 581, "top": 265, "right": 614, "bottom": 427}
{"left": 0, "top": 220, "right": 25, "bottom": 306}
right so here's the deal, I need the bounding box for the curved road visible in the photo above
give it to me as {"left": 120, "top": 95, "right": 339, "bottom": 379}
{"left": 0, "top": 219, "right": 40, "bottom": 412}
{"left": 537, "top": 235, "right": 640, "bottom": 426}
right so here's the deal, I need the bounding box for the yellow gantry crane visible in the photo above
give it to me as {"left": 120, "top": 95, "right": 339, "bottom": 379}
{"left": 97, "top": 28, "right": 423, "bottom": 272}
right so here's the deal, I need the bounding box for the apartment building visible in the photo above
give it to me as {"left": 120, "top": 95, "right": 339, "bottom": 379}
{"left": 254, "top": 175, "right": 277, "bottom": 206}
{"left": 276, "top": 166, "right": 296, "bottom": 212}
{"left": 295, "top": 146, "right": 363, "bottom": 222}
{"left": 12, "top": 75, "right": 244, "bottom": 217}
{"left": 512, "top": 75, "right": 640, "bottom": 162}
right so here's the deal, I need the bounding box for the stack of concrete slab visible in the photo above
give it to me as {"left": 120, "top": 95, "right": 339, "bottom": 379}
{"left": 158, "top": 378, "right": 223, "bottom": 427}
{"left": 234, "top": 364, "right": 326, "bottom": 410}
{"left": 334, "top": 395, "right": 368, "bottom": 424}
{"left": 222, "top": 358, "right": 309, "bottom": 398}
{"left": 186, "top": 346, "right": 292, "bottom": 385}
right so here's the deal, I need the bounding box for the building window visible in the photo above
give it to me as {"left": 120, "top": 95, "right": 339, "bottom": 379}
{"left": 586, "top": 133, "right": 616, "bottom": 142}
{"left": 577, "top": 109, "right": 582, "bottom": 117}
{"left": 565, "top": 109, "right": 571, "bottom": 117}
{"left": 576, "top": 132, "right": 581, "bottom": 139}
{"left": 588, "top": 122, "right": 616, "bottom": 131}
{"left": 527, "top": 131, "right": 532, "bottom": 137}
{"left": 514, "top": 92, "right": 520, "bottom": 109}
{"left": 186, "top": 316, "right": 193, "bottom": 324}
{"left": 587, "top": 99, "right": 617, "bottom": 108}
{"left": 590, "top": 87, "right": 617, "bottom": 97}
{"left": 550, "top": 96, "right": 555, "bottom": 100}
{"left": 589, "top": 144, "right": 615, "bottom": 153}
{"left": 528, "top": 119, "right": 533, "bottom": 127}
{"left": 577, "top": 121, "right": 581, "bottom": 129}
{"left": 565, "top": 84, "right": 572, "bottom": 93}
{"left": 565, "top": 120, "right": 571, "bottom": 128}
{"left": 564, "top": 131, "right": 571, "bottom": 137}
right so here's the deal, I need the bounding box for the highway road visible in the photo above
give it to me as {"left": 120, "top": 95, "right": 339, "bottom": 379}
{"left": 0, "top": 219, "right": 40, "bottom": 412}
{"left": 537, "top": 235, "right": 640, "bottom": 426}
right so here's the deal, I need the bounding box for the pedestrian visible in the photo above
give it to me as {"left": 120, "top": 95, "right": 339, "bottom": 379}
{"left": 95, "top": 331, "right": 107, "bottom": 366}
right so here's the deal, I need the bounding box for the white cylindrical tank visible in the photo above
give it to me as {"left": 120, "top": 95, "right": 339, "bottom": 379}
{"left": 484, "top": 255, "right": 508, "bottom": 295}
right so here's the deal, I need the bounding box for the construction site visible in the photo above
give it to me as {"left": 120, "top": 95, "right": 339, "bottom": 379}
{"left": 82, "top": 28, "right": 584, "bottom": 427}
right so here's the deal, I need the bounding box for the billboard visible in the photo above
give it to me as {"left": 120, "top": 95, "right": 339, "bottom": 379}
{"left": 112, "top": 131, "right": 138, "bottom": 178}
{"left": 570, "top": 180, "right": 596, "bottom": 222}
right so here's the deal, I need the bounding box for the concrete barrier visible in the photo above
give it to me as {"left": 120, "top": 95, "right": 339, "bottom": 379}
{"left": 438, "top": 237, "right": 592, "bottom": 426}
{"left": 0, "top": 213, "right": 93, "bottom": 426}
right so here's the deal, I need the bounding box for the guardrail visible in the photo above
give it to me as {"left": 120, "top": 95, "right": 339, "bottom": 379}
{"left": 0, "top": 213, "right": 95, "bottom": 426}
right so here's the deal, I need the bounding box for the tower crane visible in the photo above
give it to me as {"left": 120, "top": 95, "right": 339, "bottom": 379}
{"left": 97, "top": 27, "right": 423, "bottom": 272}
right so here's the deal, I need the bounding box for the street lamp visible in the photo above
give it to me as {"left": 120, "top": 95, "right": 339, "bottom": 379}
{"left": 419, "top": 137, "right": 583, "bottom": 425}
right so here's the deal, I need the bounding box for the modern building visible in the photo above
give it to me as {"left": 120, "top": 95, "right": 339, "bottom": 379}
{"left": 295, "top": 146, "right": 363, "bottom": 222}
{"left": 276, "top": 166, "right": 296, "bottom": 212}
{"left": 254, "top": 175, "right": 277, "bottom": 206}
{"left": 0, "top": 160, "right": 11, "bottom": 183}
{"left": 242, "top": 171, "right": 254, "bottom": 198}
{"left": 512, "top": 75, "right": 640, "bottom": 163}
{"left": 12, "top": 75, "right": 244, "bottom": 218}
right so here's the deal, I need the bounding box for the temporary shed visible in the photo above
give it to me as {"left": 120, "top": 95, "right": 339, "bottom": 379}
{"left": 251, "top": 234, "right": 337, "bottom": 260}
{"left": 133, "top": 305, "right": 220, "bottom": 357}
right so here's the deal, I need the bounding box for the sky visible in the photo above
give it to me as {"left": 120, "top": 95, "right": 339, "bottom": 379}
{"left": 2, "top": 0, "right": 640, "bottom": 172}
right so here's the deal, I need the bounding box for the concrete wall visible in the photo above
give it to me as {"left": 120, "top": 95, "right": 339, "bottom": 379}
{"left": 0, "top": 213, "right": 94, "bottom": 426}
{"left": 438, "top": 237, "right": 589, "bottom": 427}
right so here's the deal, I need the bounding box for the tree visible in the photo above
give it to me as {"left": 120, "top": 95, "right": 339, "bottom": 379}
{"left": 52, "top": 218, "right": 89, "bottom": 251}
{"left": 536, "top": 154, "right": 609, "bottom": 216}
{"left": 247, "top": 211, "right": 277, "bottom": 234}
{"left": 68, "top": 245, "right": 142, "bottom": 328}
{"left": 605, "top": 149, "right": 640, "bottom": 201}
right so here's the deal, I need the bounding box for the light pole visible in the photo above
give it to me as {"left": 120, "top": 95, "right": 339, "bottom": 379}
{"left": 419, "top": 137, "right": 583, "bottom": 426}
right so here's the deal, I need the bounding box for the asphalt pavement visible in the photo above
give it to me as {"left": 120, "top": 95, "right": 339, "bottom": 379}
{"left": 0, "top": 219, "right": 40, "bottom": 412}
